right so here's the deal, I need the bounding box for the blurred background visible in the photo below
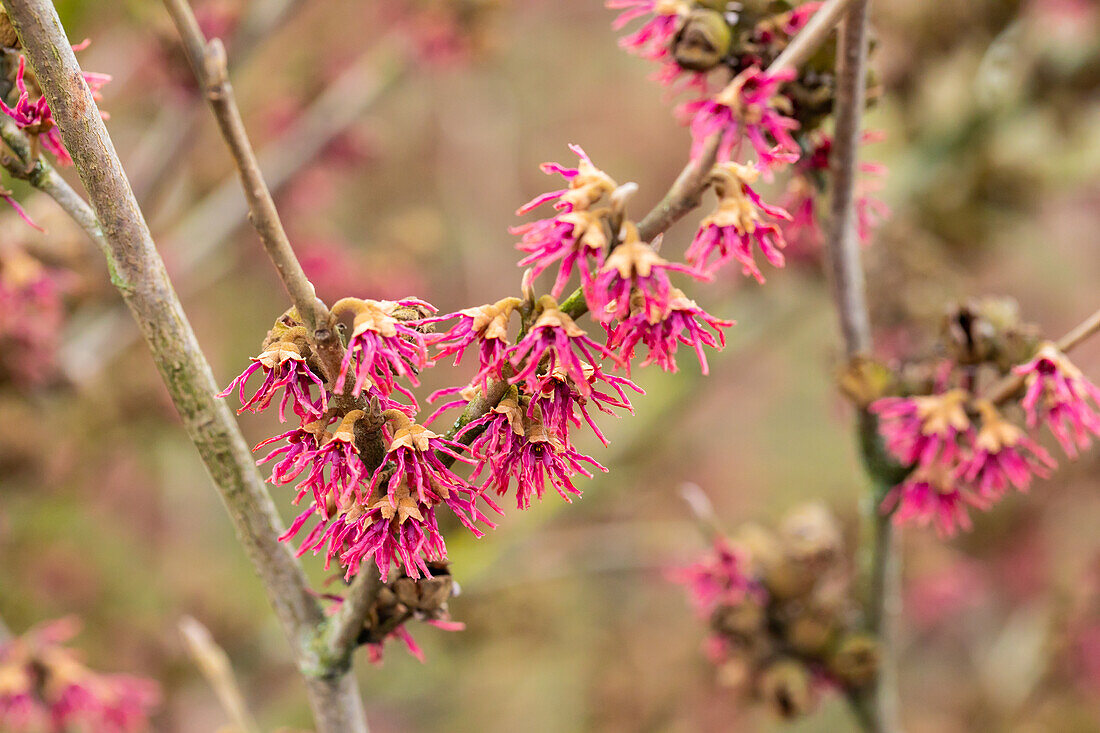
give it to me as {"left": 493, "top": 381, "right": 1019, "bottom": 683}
{"left": 2, "top": 0, "right": 1100, "bottom": 730}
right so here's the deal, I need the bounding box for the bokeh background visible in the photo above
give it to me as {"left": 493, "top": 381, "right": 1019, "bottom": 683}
{"left": 2, "top": 0, "right": 1100, "bottom": 730}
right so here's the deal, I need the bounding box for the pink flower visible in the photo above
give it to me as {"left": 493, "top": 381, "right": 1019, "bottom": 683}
{"left": 512, "top": 145, "right": 617, "bottom": 297}
{"left": 506, "top": 297, "right": 622, "bottom": 398}
{"left": 0, "top": 617, "right": 159, "bottom": 733}
{"left": 1014, "top": 343, "right": 1100, "bottom": 458}
{"left": 783, "top": 2, "right": 824, "bottom": 36}
{"left": 670, "top": 536, "right": 755, "bottom": 617}
{"left": 332, "top": 297, "right": 435, "bottom": 404}
{"left": 217, "top": 340, "right": 325, "bottom": 421}
{"left": 281, "top": 412, "right": 368, "bottom": 521}
{"left": 881, "top": 467, "right": 986, "bottom": 537}
{"left": 421, "top": 297, "right": 522, "bottom": 391}
{"left": 605, "top": 288, "right": 734, "bottom": 375}
{"left": 958, "top": 400, "right": 1056, "bottom": 502}
{"left": 688, "top": 161, "right": 792, "bottom": 280}
{"left": 870, "top": 389, "right": 972, "bottom": 469}
{"left": 532, "top": 363, "right": 643, "bottom": 446}
{"left": 607, "top": 0, "right": 689, "bottom": 62}
{"left": 680, "top": 66, "right": 800, "bottom": 168}
{"left": 464, "top": 398, "right": 606, "bottom": 509}
{"left": 587, "top": 222, "right": 703, "bottom": 323}
{"left": 254, "top": 421, "right": 326, "bottom": 487}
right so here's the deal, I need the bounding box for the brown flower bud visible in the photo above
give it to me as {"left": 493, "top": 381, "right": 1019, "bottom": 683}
{"left": 757, "top": 658, "right": 815, "bottom": 719}
{"left": 672, "top": 9, "right": 732, "bottom": 71}
{"left": 779, "top": 503, "right": 842, "bottom": 570}
{"left": 782, "top": 600, "right": 839, "bottom": 657}
{"left": 829, "top": 633, "right": 880, "bottom": 688}
{"left": 0, "top": 10, "right": 19, "bottom": 49}
{"left": 711, "top": 598, "right": 766, "bottom": 639}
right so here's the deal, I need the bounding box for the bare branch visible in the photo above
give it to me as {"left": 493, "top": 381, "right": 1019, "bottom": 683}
{"left": 0, "top": 3, "right": 369, "bottom": 730}
{"left": 322, "top": 567, "right": 385, "bottom": 671}
{"left": 179, "top": 616, "right": 261, "bottom": 733}
{"left": 162, "top": 0, "right": 343, "bottom": 381}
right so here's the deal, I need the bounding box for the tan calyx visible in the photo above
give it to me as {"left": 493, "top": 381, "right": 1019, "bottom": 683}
{"left": 532, "top": 296, "right": 587, "bottom": 338}
{"left": 561, "top": 159, "right": 618, "bottom": 212}
{"left": 665, "top": 287, "right": 697, "bottom": 314}
{"left": 524, "top": 406, "right": 563, "bottom": 450}
{"left": 382, "top": 410, "right": 437, "bottom": 452}
{"left": 702, "top": 162, "right": 763, "bottom": 236}
{"left": 368, "top": 484, "right": 424, "bottom": 525}
{"left": 558, "top": 210, "right": 610, "bottom": 252}
{"left": 491, "top": 393, "right": 526, "bottom": 436}
{"left": 973, "top": 400, "right": 1022, "bottom": 453}
{"left": 460, "top": 297, "right": 522, "bottom": 341}
{"left": 916, "top": 463, "right": 956, "bottom": 496}
{"left": 602, "top": 222, "right": 665, "bottom": 279}
{"left": 541, "top": 361, "right": 594, "bottom": 391}
{"left": 328, "top": 410, "right": 366, "bottom": 445}
{"left": 913, "top": 389, "right": 970, "bottom": 436}
{"left": 655, "top": 0, "right": 690, "bottom": 16}
{"left": 332, "top": 298, "right": 402, "bottom": 338}
{"left": 0, "top": 659, "right": 30, "bottom": 694}
{"left": 256, "top": 339, "right": 306, "bottom": 369}
{"left": 1033, "top": 342, "right": 1081, "bottom": 379}
{"left": 301, "top": 418, "right": 331, "bottom": 443}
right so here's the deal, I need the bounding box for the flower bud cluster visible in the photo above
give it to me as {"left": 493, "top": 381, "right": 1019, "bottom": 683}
{"left": 672, "top": 504, "right": 879, "bottom": 719}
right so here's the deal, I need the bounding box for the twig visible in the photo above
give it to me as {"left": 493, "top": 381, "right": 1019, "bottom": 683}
{"left": 162, "top": 0, "right": 343, "bottom": 382}
{"left": 769, "top": 0, "right": 863, "bottom": 76}
{"left": 0, "top": 3, "right": 367, "bottom": 731}
{"left": 60, "top": 38, "right": 408, "bottom": 384}
{"left": 320, "top": 567, "right": 385, "bottom": 672}
{"left": 179, "top": 616, "right": 261, "bottom": 733}
{"left": 984, "top": 306, "right": 1100, "bottom": 405}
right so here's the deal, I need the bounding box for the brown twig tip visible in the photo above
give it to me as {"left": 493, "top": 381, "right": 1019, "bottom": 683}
{"left": 179, "top": 616, "right": 261, "bottom": 733}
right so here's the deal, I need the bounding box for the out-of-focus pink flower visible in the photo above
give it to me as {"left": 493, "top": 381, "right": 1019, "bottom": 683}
{"left": 608, "top": 0, "right": 690, "bottom": 61}
{"left": 217, "top": 340, "right": 325, "bottom": 422}
{"left": 670, "top": 536, "right": 755, "bottom": 618}
{"left": 0, "top": 617, "right": 159, "bottom": 732}
{"left": 1014, "top": 343, "right": 1100, "bottom": 458}
{"left": 420, "top": 297, "right": 522, "bottom": 392}
{"left": 605, "top": 288, "right": 734, "bottom": 375}
{"left": 688, "top": 161, "right": 792, "bottom": 280}
{"left": 587, "top": 222, "right": 703, "bottom": 324}
{"left": 333, "top": 297, "right": 435, "bottom": 405}
{"left": 958, "top": 400, "right": 1056, "bottom": 502}
{"left": 506, "top": 297, "right": 622, "bottom": 398}
{"left": 870, "top": 389, "right": 972, "bottom": 469}
{"left": 0, "top": 248, "right": 69, "bottom": 385}
{"left": 783, "top": 1, "right": 824, "bottom": 35}
{"left": 680, "top": 66, "right": 800, "bottom": 168}
{"left": 881, "top": 467, "right": 986, "bottom": 537}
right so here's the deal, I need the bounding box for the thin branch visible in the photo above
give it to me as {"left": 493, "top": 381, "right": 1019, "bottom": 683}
{"left": 321, "top": 567, "right": 384, "bottom": 671}
{"left": 0, "top": 4, "right": 369, "bottom": 731}
{"left": 162, "top": 0, "right": 343, "bottom": 381}
{"left": 61, "top": 39, "right": 408, "bottom": 384}
{"left": 770, "top": 0, "right": 863, "bottom": 76}
{"left": 179, "top": 616, "right": 261, "bottom": 733}
{"left": 984, "top": 306, "right": 1100, "bottom": 405}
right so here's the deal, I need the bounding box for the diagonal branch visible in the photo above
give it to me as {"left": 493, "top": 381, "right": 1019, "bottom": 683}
{"left": 0, "top": 3, "right": 369, "bottom": 731}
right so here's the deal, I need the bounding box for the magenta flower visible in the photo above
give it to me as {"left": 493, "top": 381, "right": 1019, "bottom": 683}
{"left": 881, "top": 467, "right": 986, "bottom": 538}
{"left": 605, "top": 288, "right": 734, "bottom": 375}
{"left": 532, "top": 363, "right": 643, "bottom": 446}
{"left": 332, "top": 297, "right": 435, "bottom": 404}
{"left": 670, "top": 536, "right": 755, "bottom": 617}
{"left": 587, "top": 222, "right": 703, "bottom": 323}
{"left": 870, "top": 389, "right": 972, "bottom": 469}
{"left": 680, "top": 66, "right": 800, "bottom": 168}
{"left": 507, "top": 297, "right": 622, "bottom": 398}
{"left": 688, "top": 161, "right": 792, "bottom": 280}
{"left": 282, "top": 411, "right": 368, "bottom": 520}
{"left": 421, "top": 297, "right": 521, "bottom": 391}
{"left": 464, "top": 399, "right": 607, "bottom": 509}
{"left": 783, "top": 1, "right": 824, "bottom": 35}
{"left": 254, "top": 420, "right": 327, "bottom": 486}
{"left": 512, "top": 145, "right": 617, "bottom": 297}
{"left": 607, "top": 0, "right": 689, "bottom": 62}
{"left": 0, "top": 617, "right": 159, "bottom": 733}
{"left": 217, "top": 340, "right": 325, "bottom": 421}
{"left": 1014, "top": 343, "right": 1100, "bottom": 458}
{"left": 958, "top": 400, "right": 1056, "bottom": 502}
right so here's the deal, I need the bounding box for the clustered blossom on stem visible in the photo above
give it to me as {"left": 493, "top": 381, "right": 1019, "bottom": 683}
{"left": 1015, "top": 343, "right": 1100, "bottom": 458}
{"left": 0, "top": 47, "right": 111, "bottom": 166}
{"left": 420, "top": 297, "right": 521, "bottom": 392}
{"left": 587, "top": 222, "right": 704, "bottom": 324}
{"left": 680, "top": 66, "right": 800, "bottom": 168}
{"left": 0, "top": 617, "right": 159, "bottom": 732}
{"left": 331, "top": 297, "right": 435, "bottom": 406}
{"left": 608, "top": 0, "right": 689, "bottom": 62}
{"left": 511, "top": 145, "right": 617, "bottom": 298}
{"left": 688, "top": 161, "right": 792, "bottom": 281}
{"left": 872, "top": 389, "right": 972, "bottom": 469}
{"left": 959, "top": 400, "right": 1055, "bottom": 502}
{"left": 532, "top": 363, "right": 642, "bottom": 447}
{"left": 217, "top": 334, "right": 325, "bottom": 421}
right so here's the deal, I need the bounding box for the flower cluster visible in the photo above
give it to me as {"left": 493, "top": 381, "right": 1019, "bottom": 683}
{"left": 0, "top": 617, "right": 159, "bottom": 732}
{"left": 672, "top": 505, "right": 879, "bottom": 719}
{"left": 869, "top": 340, "right": 1097, "bottom": 537}
{"left": 0, "top": 246, "right": 71, "bottom": 387}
